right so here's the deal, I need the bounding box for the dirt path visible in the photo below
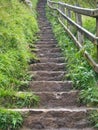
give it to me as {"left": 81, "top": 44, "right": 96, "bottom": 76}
{"left": 20, "top": 0, "right": 95, "bottom": 129}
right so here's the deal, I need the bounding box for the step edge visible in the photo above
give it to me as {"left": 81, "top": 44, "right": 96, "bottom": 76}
{"left": 30, "top": 81, "right": 73, "bottom": 83}
{"left": 8, "top": 108, "right": 98, "bottom": 112}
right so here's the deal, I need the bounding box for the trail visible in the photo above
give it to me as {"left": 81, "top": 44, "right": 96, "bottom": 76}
{"left": 20, "top": 0, "right": 95, "bottom": 129}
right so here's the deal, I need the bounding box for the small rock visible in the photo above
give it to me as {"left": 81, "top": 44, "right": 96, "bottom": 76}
{"left": 33, "top": 122, "right": 44, "bottom": 129}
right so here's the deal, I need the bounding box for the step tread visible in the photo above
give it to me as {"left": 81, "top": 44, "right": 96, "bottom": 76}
{"left": 30, "top": 71, "right": 66, "bottom": 81}
{"left": 29, "top": 80, "right": 73, "bottom": 92}
{"left": 36, "top": 44, "right": 58, "bottom": 48}
{"left": 29, "top": 63, "right": 66, "bottom": 71}
{"left": 37, "top": 53, "right": 62, "bottom": 58}
{"left": 17, "top": 91, "right": 79, "bottom": 108}
{"left": 38, "top": 57, "right": 65, "bottom": 63}
{"left": 8, "top": 108, "right": 96, "bottom": 129}
{"left": 8, "top": 107, "right": 97, "bottom": 112}
{"left": 35, "top": 48, "right": 61, "bottom": 53}
{"left": 20, "top": 127, "right": 95, "bottom": 130}
{"left": 30, "top": 63, "right": 66, "bottom": 65}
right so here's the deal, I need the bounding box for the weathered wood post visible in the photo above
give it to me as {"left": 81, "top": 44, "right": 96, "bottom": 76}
{"left": 58, "top": 3, "right": 62, "bottom": 20}
{"left": 60, "top": 5, "right": 65, "bottom": 23}
{"left": 96, "top": 1, "right": 98, "bottom": 60}
{"left": 66, "top": 9, "right": 72, "bottom": 30}
{"left": 66, "top": 0, "right": 72, "bottom": 31}
{"left": 75, "top": 4, "right": 84, "bottom": 45}
{"left": 52, "top": 3, "right": 57, "bottom": 17}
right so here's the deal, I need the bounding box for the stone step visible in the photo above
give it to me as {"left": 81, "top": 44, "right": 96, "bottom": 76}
{"left": 20, "top": 127, "right": 95, "bottom": 130}
{"left": 41, "top": 31, "right": 53, "bottom": 34}
{"left": 39, "top": 34, "right": 54, "bottom": 39}
{"left": 36, "top": 48, "right": 61, "bottom": 53}
{"left": 38, "top": 57, "right": 65, "bottom": 63}
{"left": 34, "top": 91, "right": 79, "bottom": 108}
{"left": 38, "top": 15, "right": 46, "bottom": 18}
{"left": 38, "top": 38, "right": 56, "bottom": 41}
{"left": 41, "top": 28, "right": 53, "bottom": 33}
{"left": 38, "top": 21, "right": 51, "bottom": 24}
{"left": 29, "top": 63, "right": 66, "bottom": 71}
{"left": 39, "top": 25, "right": 53, "bottom": 29}
{"left": 11, "top": 108, "right": 91, "bottom": 129}
{"left": 37, "top": 53, "right": 62, "bottom": 58}
{"left": 37, "top": 22, "right": 53, "bottom": 28}
{"left": 38, "top": 11, "right": 46, "bottom": 14}
{"left": 36, "top": 40, "right": 57, "bottom": 44}
{"left": 29, "top": 81, "right": 73, "bottom": 92}
{"left": 30, "top": 71, "right": 66, "bottom": 81}
{"left": 38, "top": 34, "right": 54, "bottom": 41}
{"left": 38, "top": 24, "right": 52, "bottom": 28}
{"left": 36, "top": 44, "right": 58, "bottom": 48}
{"left": 37, "top": 39, "right": 57, "bottom": 43}
{"left": 37, "top": 32, "right": 53, "bottom": 35}
{"left": 37, "top": 33, "right": 54, "bottom": 37}
{"left": 39, "top": 26, "right": 52, "bottom": 29}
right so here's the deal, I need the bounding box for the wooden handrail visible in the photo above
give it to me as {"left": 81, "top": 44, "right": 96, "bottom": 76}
{"left": 58, "top": 2, "right": 98, "bottom": 17}
{"left": 47, "top": 0, "right": 98, "bottom": 73}
{"left": 58, "top": 9, "right": 98, "bottom": 43}
{"left": 48, "top": 0, "right": 98, "bottom": 17}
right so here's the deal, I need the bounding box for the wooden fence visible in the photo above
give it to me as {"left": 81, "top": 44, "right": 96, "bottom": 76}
{"left": 47, "top": 0, "right": 98, "bottom": 73}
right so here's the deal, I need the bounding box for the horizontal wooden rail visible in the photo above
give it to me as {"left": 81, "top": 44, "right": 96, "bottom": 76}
{"left": 48, "top": 0, "right": 98, "bottom": 17}
{"left": 57, "top": 9, "right": 98, "bottom": 43}
{"left": 58, "top": 18, "right": 98, "bottom": 72}
{"left": 47, "top": 0, "right": 98, "bottom": 73}
{"left": 58, "top": 2, "right": 98, "bottom": 17}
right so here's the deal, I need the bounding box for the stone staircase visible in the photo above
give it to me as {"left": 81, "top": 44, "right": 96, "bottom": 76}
{"left": 16, "top": 0, "right": 96, "bottom": 129}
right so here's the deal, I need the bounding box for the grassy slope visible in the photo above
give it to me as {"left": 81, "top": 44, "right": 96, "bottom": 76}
{"left": 0, "top": 0, "right": 38, "bottom": 89}
{"left": 0, "top": 0, "right": 39, "bottom": 129}
{"left": 47, "top": 0, "right": 98, "bottom": 128}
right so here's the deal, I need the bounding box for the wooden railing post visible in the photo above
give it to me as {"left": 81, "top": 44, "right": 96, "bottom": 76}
{"left": 49, "top": 2, "right": 56, "bottom": 17}
{"left": 75, "top": 4, "right": 84, "bottom": 45}
{"left": 66, "top": 9, "right": 72, "bottom": 30}
{"left": 58, "top": 4, "right": 62, "bottom": 20}
{"left": 60, "top": 5, "right": 65, "bottom": 23}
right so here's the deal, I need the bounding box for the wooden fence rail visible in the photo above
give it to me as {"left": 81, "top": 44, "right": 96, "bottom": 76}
{"left": 47, "top": 0, "right": 98, "bottom": 73}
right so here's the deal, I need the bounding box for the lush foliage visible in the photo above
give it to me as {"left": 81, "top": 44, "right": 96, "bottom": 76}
{"left": 0, "top": 109, "right": 23, "bottom": 130}
{"left": 0, "top": 0, "right": 38, "bottom": 89}
{"left": 89, "top": 110, "right": 98, "bottom": 128}
{"left": 0, "top": 0, "right": 39, "bottom": 129}
{"left": 0, "top": 88, "right": 39, "bottom": 108}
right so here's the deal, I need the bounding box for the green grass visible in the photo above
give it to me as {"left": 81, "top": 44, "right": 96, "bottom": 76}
{"left": 88, "top": 110, "right": 98, "bottom": 128}
{"left": 0, "top": 0, "right": 39, "bottom": 89}
{"left": 0, "top": 109, "right": 23, "bottom": 130}
{"left": 0, "top": 0, "right": 39, "bottom": 129}
{"left": 0, "top": 88, "right": 39, "bottom": 108}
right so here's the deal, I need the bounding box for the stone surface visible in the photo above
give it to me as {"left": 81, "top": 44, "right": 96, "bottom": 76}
{"left": 31, "top": 71, "right": 66, "bottom": 81}
{"left": 37, "top": 52, "right": 62, "bottom": 58}
{"left": 38, "top": 57, "right": 65, "bottom": 63}
{"left": 29, "top": 63, "right": 66, "bottom": 71}
{"left": 34, "top": 91, "right": 79, "bottom": 108}
{"left": 20, "top": 128, "right": 95, "bottom": 130}
{"left": 36, "top": 44, "right": 58, "bottom": 48}
{"left": 36, "top": 48, "right": 61, "bottom": 53}
{"left": 19, "top": 108, "right": 90, "bottom": 129}
{"left": 29, "top": 81, "right": 73, "bottom": 92}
